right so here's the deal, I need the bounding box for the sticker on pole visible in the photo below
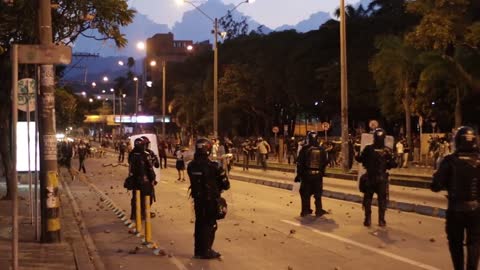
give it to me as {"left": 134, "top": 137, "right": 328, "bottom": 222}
{"left": 17, "top": 78, "right": 36, "bottom": 112}
{"left": 272, "top": 126, "right": 279, "bottom": 133}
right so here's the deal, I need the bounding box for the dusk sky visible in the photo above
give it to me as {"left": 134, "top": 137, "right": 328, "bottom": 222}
{"left": 128, "top": 0, "right": 364, "bottom": 29}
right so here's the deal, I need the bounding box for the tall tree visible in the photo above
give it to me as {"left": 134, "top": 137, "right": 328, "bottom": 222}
{"left": 370, "top": 36, "right": 422, "bottom": 148}
{"left": 406, "top": 0, "right": 480, "bottom": 91}
{"left": 0, "top": 0, "right": 135, "bottom": 199}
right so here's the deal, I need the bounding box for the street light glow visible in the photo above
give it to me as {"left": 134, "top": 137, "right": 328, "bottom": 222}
{"left": 89, "top": 98, "right": 93, "bottom": 103}
{"left": 118, "top": 60, "right": 124, "bottom": 66}
{"left": 187, "top": 45, "right": 193, "bottom": 51}
{"left": 110, "top": 88, "right": 114, "bottom": 92}
{"left": 97, "top": 95, "right": 101, "bottom": 100}
{"left": 133, "top": 77, "right": 138, "bottom": 81}
{"left": 122, "top": 94, "right": 126, "bottom": 98}
{"left": 103, "top": 76, "right": 109, "bottom": 82}
{"left": 81, "top": 91, "right": 86, "bottom": 96}
{"left": 102, "top": 90, "right": 106, "bottom": 93}
{"left": 150, "top": 60, "right": 157, "bottom": 67}
{"left": 136, "top": 41, "right": 146, "bottom": 50}
{"left": 146, "top": 81, "right": 153, "bottom": 87}
{"left": 91, "top": 82, "right": 96, "bottom": 87}
{"left": 175, "top": 0, "right": 184, "bottom": 5}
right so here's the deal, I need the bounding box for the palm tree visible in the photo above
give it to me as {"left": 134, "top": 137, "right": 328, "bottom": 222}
{"left": 370, "top": 35, "right": 422, "bottom": 149}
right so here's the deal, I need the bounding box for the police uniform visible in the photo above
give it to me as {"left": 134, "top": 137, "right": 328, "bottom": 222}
{"left": 296, "top": 132, "right": 328, "bottom": 217}
{"left": 432, "top": 126, "right": 480, "bottom": 270}
{"left": 188, "top": 138, "right": 230, "bottom": 259}
{"left": 128, "top": 138, "right": 156, "bottom": 220}
{"left": 356, "top": 128, "right": 396, "bottom": 227}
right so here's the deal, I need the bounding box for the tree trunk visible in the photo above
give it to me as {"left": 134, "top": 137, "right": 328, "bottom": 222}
{"left": 454, "top": 87, "right": 462, "bottom": 128}
{"left": 0, "top": 55, "right": 12, "bottom": 200}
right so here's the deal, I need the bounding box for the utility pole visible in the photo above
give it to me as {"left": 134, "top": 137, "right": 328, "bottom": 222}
{"left": 38, "top": 0, "right": 61, "bottom": 242}
{"left": 213, "top": 18, "right": 219, "bottom": 138}
{"left": 340, "top": 0, "right": 350, "bottom": 172}
{"left": 162, "top": 60, "right": 166, "bottom": 139}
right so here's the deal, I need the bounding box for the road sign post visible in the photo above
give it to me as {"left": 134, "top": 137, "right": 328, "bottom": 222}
{"left": 322, "top": 122, "right": 330, "bottom": 142}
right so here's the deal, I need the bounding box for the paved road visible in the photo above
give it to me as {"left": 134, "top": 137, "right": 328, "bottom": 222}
{"left": 66, "top": 154, "right": 452, "bottom": 270}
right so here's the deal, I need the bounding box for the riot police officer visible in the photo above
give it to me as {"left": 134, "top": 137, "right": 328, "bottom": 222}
{"left": 431, "top": 126, "right": 480, "bottom": 270}
{"left": 187, "top": 138, "right": 230, "bottom": 259}
{"left": 356, "top": 128, "right": 397, "bottom": 227}
{"left": 296, "top": 131, "right": 328, "bottom": 217}
{"left": 141, "top": 136, "right": 160, "bottom": 169}
{"left": 128, "top": 138, "right": 156, "bottom": 221}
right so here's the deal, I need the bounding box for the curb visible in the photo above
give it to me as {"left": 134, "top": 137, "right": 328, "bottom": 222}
{"left": 231, "top": 163, "right": 432, "bottom": 189}
{"left": 229, "top": 174, "right": 446, "bottom": 219}
{"left": 60, "top": 174, "right": 106, "bottom": 270}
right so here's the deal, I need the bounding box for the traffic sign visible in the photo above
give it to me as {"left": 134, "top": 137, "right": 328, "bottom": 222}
{"left": 17, "top": 78, "right": 36, "bottom": 112}
{"left": 272, "top": 126, "right": 279, "bottom": 133}
{"left": 17, "top": 44, "right": 72, "bottom": 65}
{"left": 369, "top": 120, "right": 379, "bottom": 130}
{"left": 321, "top": 122, "right": 330, "bottom": 130}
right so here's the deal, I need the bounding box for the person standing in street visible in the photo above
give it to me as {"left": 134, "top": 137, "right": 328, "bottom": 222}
{"left": 77, "top": 140, "right": 89, "bottom": 174}
{"left": 187, "top": 138, "right": 230, "bottom": 259}
{"left": 296, "top": 131, "right": 328, "bottom": 217}
{"left": 174, "top": 146, "right": 186, "bottom": 181}
{"left": 158, "top": 139, "right": 168, "bottom": 169}
{"left": 356, "top": 128, "right": 397, "bottom": 227}
{"left": 287, "top": 137, "right": 297, "bottom": 165}
{"left": 241, "top": 139, "right": 251, "bottom": 171}
{"left": 118, "top": 140, "right": 127, "bottom": 163}
{"left": 256, "top": 137, "right": 270, "bottom": 171}
{"left": 141, "top": 136, "right": 160, "bottom": 216}
{"left": 431, "top": 126, "right": 480, "bottom": 270}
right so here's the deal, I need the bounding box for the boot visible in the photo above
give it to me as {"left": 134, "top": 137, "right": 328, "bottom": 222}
{"left": 364, "top": 214, "right": 371, "bottom": 227}
{"left": 379, "top": 209, "right": 386, "bottom": 227}
{"left": 363, "top": 196, "right": 372, "bottom": 227}
{"left": 467, "top": 244, "right": 480, "bottom": 270}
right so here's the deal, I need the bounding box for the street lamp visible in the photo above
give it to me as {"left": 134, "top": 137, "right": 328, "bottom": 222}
{"left": 91, "top": 82, "right": 96, "bottom": 87}
{"left": 103, "top": 76, "right": 109, "bottom": 82}
{"left": 176, "top": 0, "right": 254, "bottom": 137}
{"left": 118, "top": 60, "right": 124, "bottom": 66}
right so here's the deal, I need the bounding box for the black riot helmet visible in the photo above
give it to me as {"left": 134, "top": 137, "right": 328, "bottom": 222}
{"left": 195, "top": 138, "right": 213, "bottom": 157}
{"left": 454, "top": 126, "right": 478, "bottom": 152}
{"left": 134, "top": 138, "right": 145, "bottom": 151}
{"left": 141, "top": 136, "right": 150, "bottom": 149}
{"left": 373, "top": 128, "right": 386, "bottom": 147}
{"left": 306, "top": 131, "right": 319, "bottom": 146}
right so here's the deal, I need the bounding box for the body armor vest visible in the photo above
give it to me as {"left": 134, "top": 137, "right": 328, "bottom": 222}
{"left": 306, "top": 147, "right": 322, "bottom": 170}
{"left": 449, "top": 153, "right": 480, "bottom": 203}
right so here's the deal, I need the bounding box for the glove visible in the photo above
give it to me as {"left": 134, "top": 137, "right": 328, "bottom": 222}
{"left": 294, "top": 175, "right": 302, "bottom": 183}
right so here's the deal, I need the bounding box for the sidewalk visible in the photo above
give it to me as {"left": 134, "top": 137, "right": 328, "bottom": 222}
{"left": 0, "top": 178, "right": 95, "bottom": 269}
{"left": 227, "top": 166, "right": 447, "bottom": 218}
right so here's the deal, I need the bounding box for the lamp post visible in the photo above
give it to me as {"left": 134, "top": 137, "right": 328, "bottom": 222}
{"left": 133, "top": 77, "right": 139, "bottom": 115}
{"left": 176, "top": 0, "right": 254, "bottom": 137}
{"left": 137, "top": 41, "right": 147, "bottom": 114}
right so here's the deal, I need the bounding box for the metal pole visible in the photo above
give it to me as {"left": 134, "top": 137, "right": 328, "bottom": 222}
{"left": 35, "top": 65, "right": 40, "bottom": 241}
{"left": 11, "top": 44, "right": 19, "bottom": 270}
{"left": 135, "top": 190, "right": 142, "bottom": 234}
{"left": 120, "top": 92, "right": 123, "bottom": 136}
{"left": 213, "top": 18, "right": 219, "bottom": 138}
{"left": 340, "top": 0, "right": 350, "bottom": 172}
{"left": 27, "top": 86, "right": 33, "bottom": 225}
{"left": 135, "top": 80, "right": 138, "bottom": 115}
{"left": 38, "top": 0, "right": 61, "bottom": 242}
{"left": 162, "top": 61, "right": 166, "bottom": 139}
{"left": 144, "top": 195, "right": 152, "bottom": 243}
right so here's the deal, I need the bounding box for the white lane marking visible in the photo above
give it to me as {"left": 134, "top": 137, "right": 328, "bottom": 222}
{"left": 281, "top": 220, "right": 441, "bottom": 270}
{"left": 170, "top": 256, "right": 188, "bottom": 270}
